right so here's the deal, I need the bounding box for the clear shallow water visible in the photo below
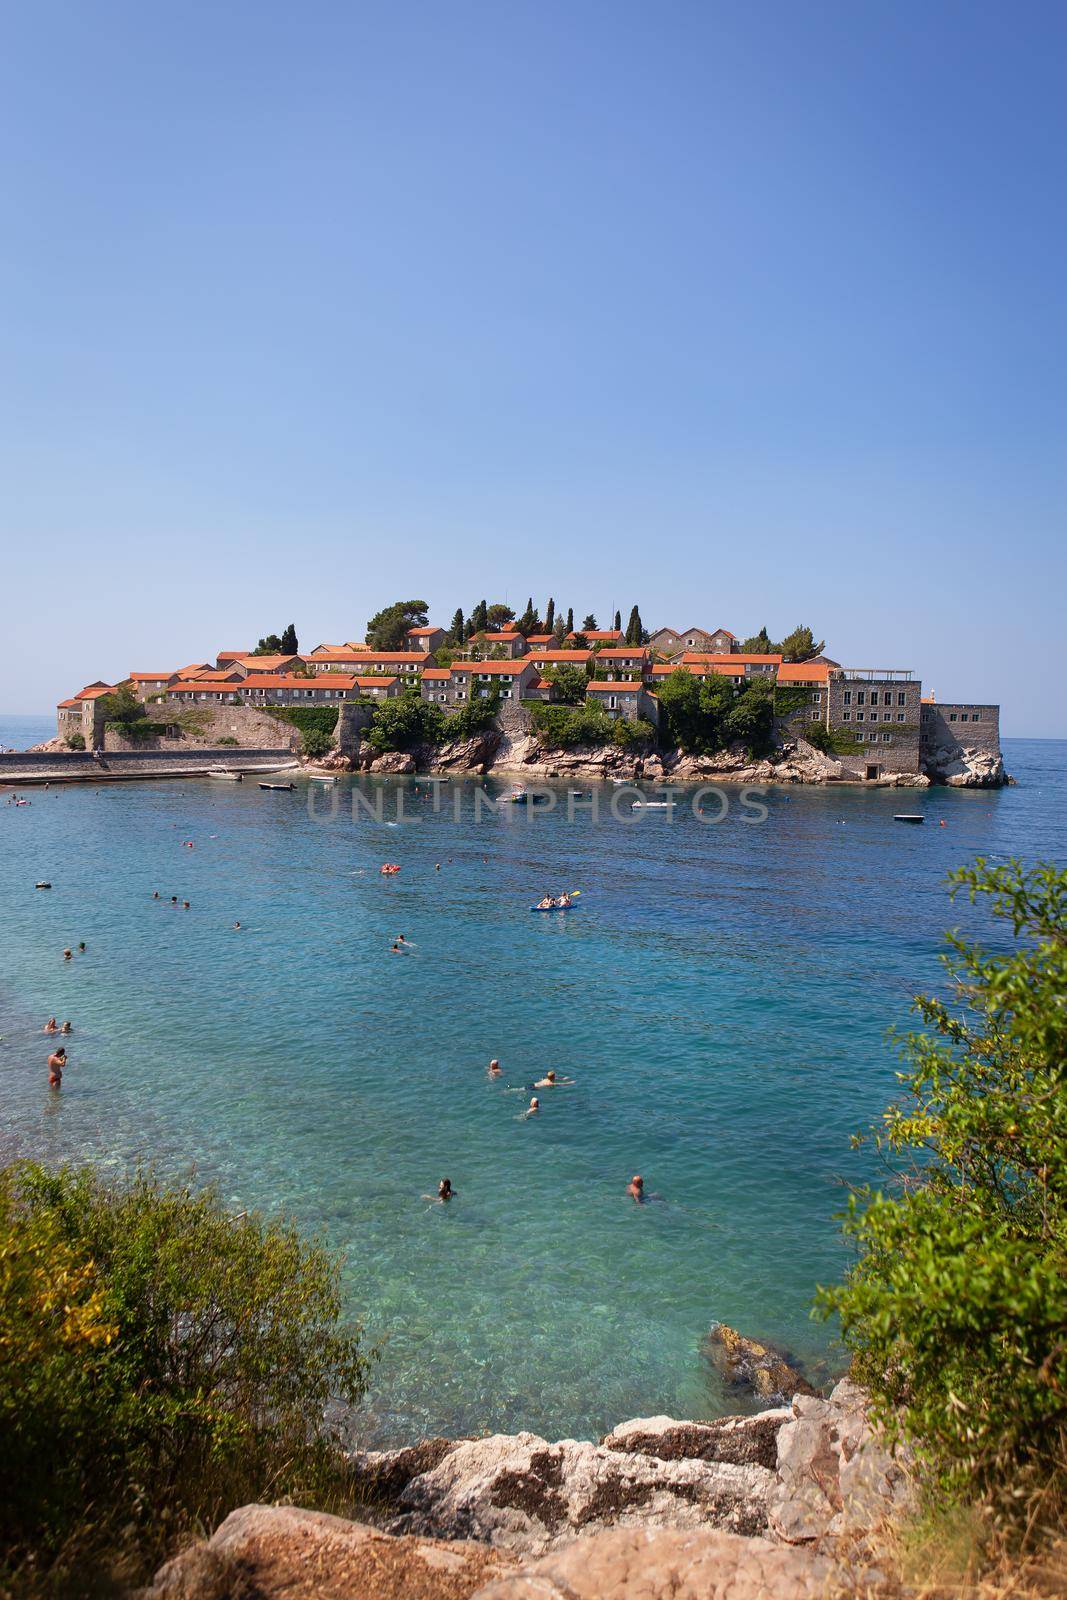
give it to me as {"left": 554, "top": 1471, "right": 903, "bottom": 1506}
{"left": 1, "top": 738, "right": 1063, "bottom": 1444}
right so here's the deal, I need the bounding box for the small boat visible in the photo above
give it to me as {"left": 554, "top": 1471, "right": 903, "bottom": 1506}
{"left": 530, "top": 902, "right": 571, "bottom": 912}
{"left": 509, "top": 791, "right": 550, "bottom": 805}
{"left": 609, "top": 777, "right": 629, "bottom": 786}
{"left": 207, "top": 770, "right": 242, "bottom": 781}
{"left": 894, "top": 814, "right": 925, "bottom": 825}
{"left": 631, "top": 800, "right": 673, "bottom": 810}
{"left": 309, "top": 774, "right": 339, "bottom": 784}
{"left": 259, "top": 782, "right": 296, "bottom": 792}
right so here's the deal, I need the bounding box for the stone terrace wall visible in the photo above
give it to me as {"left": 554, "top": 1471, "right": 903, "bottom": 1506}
{"left": 104, "top": 704, "right": 302, "bottom": 751}
{"left": 0, "top": 748, "right": 297, "bottom": 784}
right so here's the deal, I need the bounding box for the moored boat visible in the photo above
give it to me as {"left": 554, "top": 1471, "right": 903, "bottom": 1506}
{"left": 894, "top": 814, "right": 925, "bottom": 824}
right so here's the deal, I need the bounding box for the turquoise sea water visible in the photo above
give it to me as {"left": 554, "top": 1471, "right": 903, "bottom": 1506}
{"left": 1, "top": 738, "right": 1064, "bottom": 1444}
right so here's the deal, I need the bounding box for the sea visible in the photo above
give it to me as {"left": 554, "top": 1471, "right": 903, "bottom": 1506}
{"left": 1, "top": 728, "right": 1063, "bottom": 1445}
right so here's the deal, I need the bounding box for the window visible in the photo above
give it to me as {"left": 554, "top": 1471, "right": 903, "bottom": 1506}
{"left": 857, "top": 691, "right": 865, "bottom": 705}
{"left": 608, "top": 696, "right": 618, "bottom": 709}
{"left": 949, "top": 712, "right": 957, "bottom": 721}
{"left": 869, "top": 712, "right": 878, "bottom": 722}
{"left": 842, "top": 711, "right": 851, "bottom": 721}
{"left": 870, "top": 691, "right": 879, "bottom": 705}
{"left": 898, "top": 692, "right": 906, "bottom": 706}
{"left": 844, "top": 691, "right": 852, "bottom": 705}
{"left": 897, "top": 713, "right": 905, "bottom": 722}
{"left": 810, "top": 709, "right": 821, "bottom": 721}
{"left": 856, "top": 712, "right": 864, "bottom": 721}
{"left": 882, "top": 733, "right": 892, "bottom": 743}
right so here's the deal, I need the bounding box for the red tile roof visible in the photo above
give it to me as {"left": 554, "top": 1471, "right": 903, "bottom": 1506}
{"left": 593, "top": 647, "right": 650, "bottom": 659}
{"left": 680, "top": 652, "right": 782, "bottom": 666}
{"left": 526, "top": 634, "right": 555, "bottom": 644}
{"left": 76, "top": 684, "right": 117, "bottom": 700}
{"left": 406, "top": 626, "right": 441, "bottom": 636}
{"left": 450, "top": 660, "right": 534, "bottom": 675}
{"left": 587, "top": 680, "right": 643, "bottom": 694}
{"left": 776, "top": 661, "right": 831, "bottom": 683}
{"left": 567, "top": 629, "right": 623, "bottom": 643}
{"left": 526, "top": 649, "right": 593, "bottom": 665}
{"left": 240, "top": 674, "right": 358, "bottom": 691}
{"left": 128, "top": 671, "right": 175, "bottom": 681}
{"left": 356, "top": 676, "right": 398, "bottom": 688}
{"left": 422, "top": 668, "right": 451, "bottom": 681}
{"left": 351, "top": 651, "right": 432, "bottom": 665}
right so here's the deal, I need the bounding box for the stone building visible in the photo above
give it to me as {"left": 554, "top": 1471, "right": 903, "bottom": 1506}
{"left": 585, "top": 680, "right": 660, "bottom": 726}
{"left": 649, "top": 626, "right": 737, "bottom": 658}
{"left": 823, "top": 670, "right": 923, "bottom": 779}
{"left": 420, "top": 658, "right": 540, "bottom": 707}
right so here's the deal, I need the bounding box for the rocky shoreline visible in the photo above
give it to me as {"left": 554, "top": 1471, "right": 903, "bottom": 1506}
{"left": 324, "top": 724, "right": 1007, "bottom": 789}
{"left": 143, "top": 1378, "right": 911, "bottom": 1600}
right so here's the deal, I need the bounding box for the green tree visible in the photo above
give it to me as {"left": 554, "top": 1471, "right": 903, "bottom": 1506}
{"left": 570, "top": 631, "right": 590, "bottom": 651}
{"left": 723, "top": 677, "right": 775, "bottom": 755}
{"left": 741, "top": 625, "right": 774, "bottom": 654}
{"left": 553, "top": 614, "right": 567, "bottom": 643}
{"left": 365, "top": 600, "right": 430, "bottom": 651}
{"left": 546, "top": 663, "right": 590, "bottom": 705}
{"left": 434, "top": 645, "right": 455, "bottom": 667}
{"left": 0, "top": 1163, "right": 374, "bottom": 1580}
{"left": 470, "top": 599, "right": 489, "bottom": 634}
{"left": 98, "top": 685, "right": 146, "bottom": 729}
{"left": 817, "top": 860, "right": 1067, "bottom": 1510}
{"left": 517, "top": 597, "right": 541, "bottom": 636}
{"left": 448, "top": 684, "right": 501, "bottom": 739}
{"left": 367, "top": 690, "right": 446, "bottom": 752}
{"left": 565, "top": 607, "right": 574, "bottom": 634}
{"left": 778, "top": 625, "right": 824, "bottom": 663}
{"left": 613, "top": 609, "right": 622, "bottom": 632}
{"left": 625, "top": 605, "right": 643, "bottom": 645}
{"left": 254, "top": 633, "right": 283, "bottom": 654}
{"left": 447, "top": 607, "right": 465, "bottom": 645}
{"left": 582, "top": 613, "right": 598, "bottom": 632}
{"left": 655, "top": 668, "right": 707, "bottom": 752}
{"left": 485, "top": 602, "right": 514, "bottom": 630}
{"left": 544, "top": 597, "right": 555, "bottom": 633}
{"left": 280, "top": 622, "right": 299, "bottom": 654}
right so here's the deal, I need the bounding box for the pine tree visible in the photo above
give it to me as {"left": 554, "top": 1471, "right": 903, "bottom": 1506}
{"left": 582, "top": 614, "right": 597, "bottom": 632}
{"left": 565, "top": 607, "right": 574, "bottom": 635}
{"left": 280, "top": 623, "right": 298, "bottom": 654}
{"left": 544, "top": 597, "right": 555, "bottom": 633}
{"left": 517, "top": 596, "right": 540, "bottom": 636}
{"left": 553, "top": 614, "right": 566, "bottom": 643}
{"left": 625, "top": 605, "right": 643, "bottom": 645}
{"left": 447, "top": 608, "right": 465, "bottom": 645}
{"left": 471, "top": 599, "right": 488, "bottom": 634}
{"left": 613, "top": 609, "right": 621, "bottom": 632}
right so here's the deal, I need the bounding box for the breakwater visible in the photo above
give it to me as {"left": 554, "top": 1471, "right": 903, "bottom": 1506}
{"left": 0, "top": 748, "right": 299, "bottom": 785}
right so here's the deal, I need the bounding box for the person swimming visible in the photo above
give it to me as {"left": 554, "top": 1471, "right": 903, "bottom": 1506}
{"left": 48, "top": 1047, "right": 66, "bottom": 1088}
{"left": 233, "top": 921, "right": 242, "bottom": 930}
{"left": 77, "top": 941, "right": 86, "bottom": 951}
{"left": 60, "top": 1021, "right": 72, "bottom": 1034}
{"left": 63, "top": 948, "right": 73, "bottom": 961}
{"left": 626, "top": 1174, "right": 645, "bottom": 1203}
{"left": 437, "top": 1178, "right": 455, "bottom": 1202}
{"left": 488, "top": 1058, "right": 502, "bottom": 1076}
{"left": 525, "top": 1096, "right": 540, "bottom": 1117}
{"left": 43, "top": 1017, "right": 58, "bottom": 1034}
{"left": 533, "top": 1070, "right": 574, "bottom": 1088}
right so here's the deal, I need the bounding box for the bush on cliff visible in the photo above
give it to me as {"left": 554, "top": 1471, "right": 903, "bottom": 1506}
{"left": 367, "top": 690, "right": 446, "bottom": 753}
{"left": 0, "top": 1163, "right": 375, "bottom": 1586}
{"left": 655, "top": 670, "right": 775, "bottom": 758}
{"left": 817, "top": 859, "right": 1067, "bottom": 1517}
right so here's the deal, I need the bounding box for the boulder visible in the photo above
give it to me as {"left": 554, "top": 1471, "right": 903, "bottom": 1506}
{"left": 387, "top": 1431, "right": 774, "bottom": 1556}
{"left": 703, "top": 1323, "right": 818, "bottom": 1405}
{"left": 469, "top": 1524, "right": 840, "bottom": 1600}
{"left": 600, "top": 1409, "right": 790, "bottom": 1470}
{"left": 349, "top": 1437, "right": 464, "bottom": 1502}
{"left": 370, "top": 751, "right": 417, "bottom": 774}
{"left": 768, "top": 1380, "right": 914, "bottom": 1545}
{"left": 141, "top": 1504, "right": 515, "bottom": 1600}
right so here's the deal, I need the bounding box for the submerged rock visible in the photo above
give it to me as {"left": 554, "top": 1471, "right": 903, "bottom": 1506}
{"left": 703, "top": 1324, "right": 818, "bottom": 1405}
{"left": 387, "top": 1430, "right": 775, "bottom": 1555}
{"left": 141, "top": 1504, "right": 515, "bottom": 1600}
{"left": 469, "top": 1524, "right": 839, "bottom": 1600}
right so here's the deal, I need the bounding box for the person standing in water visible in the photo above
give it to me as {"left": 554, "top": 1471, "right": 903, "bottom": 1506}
{"left": 626, "top": 1174, "right": 645, "bottom": 1203}
{"left": 47, "top": 1047, "right": 66, "bottom": 1088}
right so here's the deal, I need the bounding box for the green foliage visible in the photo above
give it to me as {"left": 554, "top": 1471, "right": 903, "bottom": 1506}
{"left": 570, "top": 631, "right": 590, "bottom": 651}
{"left": 264, "top": 705, "right": 339, "bottom": 741}
{"left": 741, "top": 625, "right": 773, "bottom": 653}
{"left": 485, "top": 602, "right": 514, "bottom": 630}
{"left": 446, "top": 685, "right": 501, "bottom": 740}
{"left": 434, "top": 646, "right": 456, "bottom": 667}
{"left": 816, "top": 860, "right": 1067, "bottom": 1507}
{"left": 655, "top": 669, "right": 775, "bottom": 757}
{"left": 97, "top": 686, "right": 146, "bottom": 729}
{"left": 253, "top": 625, "right": 298, "bottom": 655}
{"left": 804, "top": 722, "right": 861, "bottom": 755}
{"left": 367, "top": 690, "right": 446, "bottom": 752}
{"left": 216, "top": 736, "right": 239, "bottom": 747}
{"left": 581, "top": 613, "right": 597, "bottom": 631}
{"left": 565, "top": 607, "right": 574, "bottom": 634}
{"left": 517, "top": 597, "right": 541, "bottom": 636}
{"left": 545, "top": 663, "right": 591, "bottom": 705}
{"left": 544, "top": 597, "right": 555, "bottom": 633}
{"left": 625, "top": 605, "right": 644, "bottom": 645}
{"left": 470, "top": 599, "right": 488, "bottom": 634}
{"left": 0, "top": 1162, "right": 374, "bottom": 1582}
{"left": 447, "top": 607, "right": 465, "bottom": 645}
{"left": 529, "top": 701, "right": 614, "bottom": 749}
{"left": 553, "top": 615, "right": 566, "bottom": 643}
{"left": 64, "top": 733, "right": 85, "bottom": 750}
{"left": 611, "top": 716, "right": 655, "bottom": 749}
{"left": 613, "top": 609, "right": 622, "bottom": 631}
{"left": 778, "top": 624, "right": 824, "bottom": 663}
{"left": 301, "top": 727, "right": 333, "bottom": 759}
{"left": 365, "top": 599, "right": 429, "bottom": 651}
{"left": 107, "top": 720, "right": 170, "bottom": 743}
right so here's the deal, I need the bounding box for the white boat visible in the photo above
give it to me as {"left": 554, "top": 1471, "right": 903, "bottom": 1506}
{"left": 207, "top": 770, "right": 242, "bottom": 781}
{"left": 309, "top": 773, "right": 339, "bottom": 784}
{"left": 631, "top": 800, "right": 673, "bottom": 809}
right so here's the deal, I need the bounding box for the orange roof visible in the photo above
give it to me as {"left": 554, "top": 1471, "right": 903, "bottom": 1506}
{"left": 422, "top": 668, "right": 451, "bottom": 681}
{"left": 179, "top": 669, "right": 243, "bottom": 684}
{"left": 650, "top": 661, "right": 744, "bottom": 678}
{"left": 57, "top": 697, "right": 79, "bottom": 708}
{"left": 174, "top": 662, "right": 212, "bottom": 678}
{"left": 526, "top": 634, "right": 555, "bottom": 643}
{"left": 681, "top": 651, "right": 782, "bottom": 666}
{"left": 308, "top": 650, "right": 373, "bottom": 664}
{"left": 594, "top": 646, "right": 649, "bottom": 659}
{"left": 776, "top": 661, "right": 831, "bottom": 684}
{"left": 528, "top": 649, "right": 593, "bottom": 665}
{"left": 215, "top": 650, "right": 250, "bottom": 662}
{"left": 356, "top": 676, "right": 398, "bottom": 687}
{"left": 232, "top": 653, "right": 301, "bottom": 671}
{"left": 352, "top": 651, "right": 431, "bottom": 665}
{"left": 451, "top": 659, "right": 534, "bottom": 675}
{"left": 76, "top": 684, "right": 116, "bottom": 700}
{"left": 128, "top": 670, "right": 175, "bottom": 681}
{"left": 241, "top": 674, "right": 358, "bottom": 691}
{"left": 587, "top": 680, "right": 644, "bottom": 694}
{"left": 406, "top": 625, "right": 440, "bottom": 636}
{"left": 567, "top": 629, "right": 623, "bottom": 643}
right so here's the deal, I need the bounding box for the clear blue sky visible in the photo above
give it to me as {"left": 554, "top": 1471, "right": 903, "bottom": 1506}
{"left": 2, "top": 1, "right": 1064, "bottom": 732}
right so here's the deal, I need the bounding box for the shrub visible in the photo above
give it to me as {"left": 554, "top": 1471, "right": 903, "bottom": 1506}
{"left": 0, "top": 1163, "right": 374, "bottom": 1585}
{"left": 530, "top": 701, "right": 617, "bottom": 748}
{"left": 816, "top": 860, "right": 1067, "bottom": 1511}
{"left": 804, "top": 722, "right": 861, "bottom": 756}
{"left": 264, "top": 706, "right": 339, "bottom": 741}
{"left": 611, "top": 716, "right": 655, "bottom": 749}
{"left": 301, "top": 726, "right": 333, "bottom": 759}
{"left": 446, "top": 685, "right": 501, "bottom": 741}
{"left": 367, "top": 692, "right": 445, "bottom": 753}
{"left": 216, "top": 736, "right": 239, "bottom": 747}
{"left": 64, "top": 733, "right": 85, "bottom": 750}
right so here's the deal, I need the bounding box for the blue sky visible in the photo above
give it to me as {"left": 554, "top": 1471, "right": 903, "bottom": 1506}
{"left": 2, "top": 1, "right": 1064, "bottom": 731}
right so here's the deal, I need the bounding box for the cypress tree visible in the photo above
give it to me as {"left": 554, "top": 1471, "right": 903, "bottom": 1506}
{"left": 565, "top": 607, "right": 574, "bottom": 635}
{"left": 613, "top": 609, "right": 622, "bottom": 632}
{"left": 544, "top": 597, "right": 555, "bottom": 633}
{"left": 625, "top": 605, "right": 642, "bottom": 645}
{"left": 448, "top": 608, "right": 465, "bottom": 645}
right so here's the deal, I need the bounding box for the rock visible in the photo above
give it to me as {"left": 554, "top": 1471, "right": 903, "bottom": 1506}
{"left": 703, "top": 1324, "right": 818, "bottom": 1405}
{"left": 469, "top": 1524, "right": 840, "bottom": 1600}
{"left": 388, "top": 1431, "right": 774, "bottom": 1556}
{"left": 370, "top": 751, "right": 417, "bottom": 774}
{"left": 927, "top": 745, "right": 1007, "bottom": 787}
{"left": 349, "top": 1437, "right": 464, "bottom": 1502}
{"left": 768, "top": 1380, "right": 914, "bottom": 1545}
{"left": 306, "top": 748, "right": 355, "bottom": 772}
{"left": 141, "top": 1504, "right": 515, "bottom": 1600}
{"left": 600, "top": 1409, "right": 790, "bottom": 1470}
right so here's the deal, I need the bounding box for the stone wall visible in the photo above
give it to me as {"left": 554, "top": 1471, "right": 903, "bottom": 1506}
{"left": 920, "top": 702, "right": 1000, "bottom": 759}
{"left": 104, "top": 704, "right": 303, "bottom": 752}
{"left": 826, "top": 675, "right": 923, "bottom": 777}
{"left": 0, "top": 748, "right": 297, "bottom": 784}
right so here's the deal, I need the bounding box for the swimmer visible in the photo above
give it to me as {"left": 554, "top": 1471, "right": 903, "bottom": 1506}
{"left": 182, "top": 901, "right": 190, "bottom": 910}
{"left": 390, "top": 942, "right": 403, "bottom": 954}
{"left": 534, "top": 1070, "right": 574, "bottom": 1088}
{"left": 488, "top": 1058, "right": 502, "bottom": 1076}
{"left": 626, "top": 1174, "right": 645, "bottom": 1203}
{"left": 48, "top": 1047, "right": 66, "bottom": 1088}
{"left": 422, "top": 1177, "right": 456, "bottom": 1203}
{"left": 171, "top": 896, "right": 178, "bottom": 906}
{"left": 60, "top": 1021, "right": 72, "bottom": 1035}
{"left": 78, "top": 941, "right": 86, "bottom": 951}
{"left": 397, "top": 933, "right": 407, "bottom": 945}
{"left": 233, "top": 921, "right": 242, "bottom": 930}
{"left": 525, "top": 1096, "right": 540, "bottom": 1117}
{"left": 153, "top": 890, "right": 160, "bottom": 899}
{"left": 63, "top": 948, "right": 73, "bottom": 961}
{"left": 43, "top": 1018, "right": 58, "bottom": 1034}
{"left": 435, "top": 863, "right": 441, "bottom": 872}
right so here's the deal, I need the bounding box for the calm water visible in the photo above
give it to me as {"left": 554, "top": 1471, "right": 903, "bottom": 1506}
{"left": 0, "top": 713, "right": 54, "bottom": 751}
{"left": 1, "top": 738, "right": 1063, "bottom": 1444}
